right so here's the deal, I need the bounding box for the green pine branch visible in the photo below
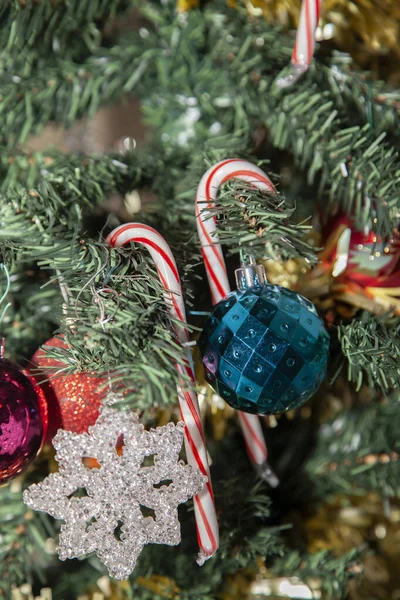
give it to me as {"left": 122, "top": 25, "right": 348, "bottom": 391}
{"left": 338, "top": 312, "right": 400, "bottom": 394}
{"left": 0, "top": 149, "right": 144, "bottom": 249}
{"left": 0, "top": 145, "right": 319, "bottom": 391}
{"left": 0, "top": 0, "right": 133, "bottom": 66}
{"left": 0, "top": 265, "right": 60, "bottom": 362}
{"left": 0, "top": 150, "right": 194, "bottom": 410}
{"left": 272, "top": 548, "right": 362, "bottom": 600}
{"left": 0, "top": 0, "right": 399, "bottom": 239}
{"left": 209, "top": 180, "right": 318, "bottom": 263}
{"left": 305, "top": 401, "right": 400, "bottom": 497}
{"left": 0, "top": 476, "right": 56, "bottom": 597}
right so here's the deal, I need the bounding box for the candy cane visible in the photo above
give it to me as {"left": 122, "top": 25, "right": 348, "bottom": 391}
{"left": 106, "top": 224, "right": 218, "bottom": 564}
{"left": 277, "top": 0, "right": 322, "bottom": 88}
{"left": 196, "top": 159, "right": 278, "bottom": 486}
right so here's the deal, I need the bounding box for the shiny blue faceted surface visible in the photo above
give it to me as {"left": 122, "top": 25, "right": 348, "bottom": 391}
{"left": 199, "top": 285, "right": 330, "bottom": 414}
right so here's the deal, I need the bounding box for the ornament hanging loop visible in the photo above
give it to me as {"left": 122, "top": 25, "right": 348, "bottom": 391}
{"left": 91, "top": 285, "right": 120, "bottom": 325}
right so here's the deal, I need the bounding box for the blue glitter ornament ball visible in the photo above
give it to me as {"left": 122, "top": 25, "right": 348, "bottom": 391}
{"left": 199, "top": 277, "right": 330, "bottom": 415}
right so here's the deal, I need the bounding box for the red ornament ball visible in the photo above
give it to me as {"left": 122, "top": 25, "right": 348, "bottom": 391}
{"left": 324, "top": 214, "right": 400, "bottom": 286}
{"left": 30, "top": 337, "right": 111, "bottom": 438}
{"left": 0, "top": 360, "right": 48, "bottom": 484}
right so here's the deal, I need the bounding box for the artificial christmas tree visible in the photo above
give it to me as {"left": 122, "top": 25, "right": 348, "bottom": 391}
{"left": 0, "top": 1, "right": 399, "bottom": 599}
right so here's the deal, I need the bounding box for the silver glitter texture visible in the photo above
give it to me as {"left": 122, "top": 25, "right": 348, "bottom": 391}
{"left": 23, "top": 407, "right": 206, "bottom": 580}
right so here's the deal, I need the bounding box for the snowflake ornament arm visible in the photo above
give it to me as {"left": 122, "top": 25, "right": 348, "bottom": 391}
{"left": 23, "top": 406, "right": 207, "bottom": 580}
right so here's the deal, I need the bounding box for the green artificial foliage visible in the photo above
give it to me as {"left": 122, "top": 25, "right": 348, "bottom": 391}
{"left": 306, "top": 401, "right": 400, "bottom": 498}
{"left": 0, "top": 265, "right": 60, "bottom": 361}
{"left": 0, "top": 472, "right": 56, "bottom": 594}
{"left": 272, "top": 548, "right": 362, "bottom": 600}
{"left": 0, "top": 0, "right": 398, "bottom": 598}
{"left": 208, "top": 180, "right": 318, "bottom": 263}
{"left": 338, "top": 313, "right": 400, "bottom": 394}
{"left": 0, "top": 0, "right": 133, "bottom": 60}
{"left": 0, "top": 1, "right": 398, "bottom": 238}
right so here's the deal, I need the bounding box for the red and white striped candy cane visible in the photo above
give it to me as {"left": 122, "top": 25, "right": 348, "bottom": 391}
{"left": 277, "top": 0, "right": 322, "bottom": 88}
{"left": 293, "top": 0, "right": 321, "bottom": 69}
{"left": 196, "top": 159, "right": 278, "bottom": 485}
{"left": 106, "top": 223, "right": 218, "bottom": 564}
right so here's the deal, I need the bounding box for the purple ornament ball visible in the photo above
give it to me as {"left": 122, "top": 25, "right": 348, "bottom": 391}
{"left": 0, "top": 360, "right": 47, "bottom": 484}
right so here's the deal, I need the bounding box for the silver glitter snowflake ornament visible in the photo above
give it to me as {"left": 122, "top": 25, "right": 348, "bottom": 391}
{"left": 23, "top": 406, "right": 206, "bottom": 580}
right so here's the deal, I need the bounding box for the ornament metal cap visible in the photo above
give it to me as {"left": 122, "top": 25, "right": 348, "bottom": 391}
{"left": 235, "top": 254, "right": 267, "bottom": 292}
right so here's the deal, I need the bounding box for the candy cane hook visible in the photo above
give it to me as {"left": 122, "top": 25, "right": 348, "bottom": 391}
{"left": 106, "top": 223, "right": 219, "bottom": 564}
{"left": 196, "top": 159, "right": 279, "bottom": 487}
{"left": 277, "top": 0, "right": 322, "bottom": 88}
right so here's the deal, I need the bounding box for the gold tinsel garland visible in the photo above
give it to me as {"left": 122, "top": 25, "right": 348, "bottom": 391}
{"left": 305, "top": 494, "right": 400, "bottom": 600}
